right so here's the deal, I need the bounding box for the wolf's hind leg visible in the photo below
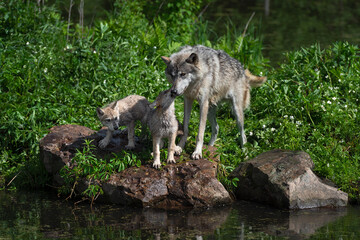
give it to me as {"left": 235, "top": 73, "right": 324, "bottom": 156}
{"left": 231, "top": 96, "right": 247, "bottom": 147}
{"left": 208, "top": 105, "right": 219, "bottom": 146}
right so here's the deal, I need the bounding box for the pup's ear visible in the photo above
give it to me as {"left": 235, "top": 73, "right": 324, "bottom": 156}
{"left": 186, "top": 53, "right": 198, "bottom": 65}
{"left": 161, "top": 56, "right": 171, "bottom": 65}
{"left": 96, "top": 107, "right": 104, "bottom": 117}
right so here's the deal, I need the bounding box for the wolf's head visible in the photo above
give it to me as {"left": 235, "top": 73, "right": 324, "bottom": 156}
{"left": 149, "top": 89, "right": 175, "bottom": 111}
{"left": 96, "top": 103, "right": 119, "bottom": 131}
{"left": 161, "top": 53, "right": 201, "bottom": 97}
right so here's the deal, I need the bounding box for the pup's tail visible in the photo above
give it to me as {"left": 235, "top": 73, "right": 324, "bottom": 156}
{"left": 245, "top": 69, "right": 267, "bottom": 87}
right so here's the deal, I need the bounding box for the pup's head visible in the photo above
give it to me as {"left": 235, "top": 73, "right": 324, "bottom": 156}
{"left": 96, "top": 104, "right": 119, "bottom": 131}
{"left": 161, "top": 53, "right": 201, "bottom": 97}
{"left": 149, "top": 89, "right": 175, "bottom": 110}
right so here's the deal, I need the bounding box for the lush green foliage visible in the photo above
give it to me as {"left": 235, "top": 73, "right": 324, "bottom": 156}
{"left": 223, "top": 42, "right": 360, "bottom": 201}
{"left": 59, "top": 140, "right": 141, "bottom": 202}
{"left": 0, "top": 0, "right": 359, "bottom": 203}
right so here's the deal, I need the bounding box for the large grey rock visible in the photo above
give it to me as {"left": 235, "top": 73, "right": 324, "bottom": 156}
{"left": 230, "top": 149, "right": 348, "bottom": 209}
{"left": 40, "top": 124, "right": 232, "bottom": 209}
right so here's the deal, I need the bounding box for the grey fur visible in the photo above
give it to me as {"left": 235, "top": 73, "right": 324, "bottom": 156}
{"left": 162, "top": 45, "right": 267, "bottom": 159}
{"left": 147, "top": 89, "right": 182, "bottom": 169}
{"left": 97, "top": 95, "right": 150, "bottom": 149}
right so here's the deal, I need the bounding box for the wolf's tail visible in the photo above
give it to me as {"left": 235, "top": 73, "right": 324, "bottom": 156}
{"left": 245, "top": 69, "right": 267, "bottom": 87}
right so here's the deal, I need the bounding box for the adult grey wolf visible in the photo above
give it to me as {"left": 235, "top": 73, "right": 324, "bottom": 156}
{"left": 147, "top": 89, "right": 182, "bottom": 169}
{"left": 96, "top": 95, "right": 150, "bottom": 149}
{"left": 161, "top": 45, "right": 267, "bottom": 160}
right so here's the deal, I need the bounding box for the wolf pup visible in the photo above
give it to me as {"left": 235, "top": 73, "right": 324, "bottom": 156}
{"left": 147, "top": 89, "right": 182, "bottom": 169}
{"left": 96, "top": 95, "right": 150, "bottom": 149}
{"left": 161, "top": 45, "right": 267, "bottom": 160}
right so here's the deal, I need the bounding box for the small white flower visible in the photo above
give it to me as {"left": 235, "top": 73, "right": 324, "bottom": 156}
{"left": 327, "top": 101, "right": 332, "bottom": 104}
{"left": 153, "top": 46, "right": 157, "bottom": 49}
{"left": 262, "top": 124, "right": 266, "bottom": 129}
{"left": 332, "top": 97, "right": 337, "bottom": 101}
{"left": 284, "top": 115, "right": 288, "bottom": 118}
{"left": 327, "top": 163, "right": 330, "bottom": 168}
{"left": 26, "top": 42, "right": 30, "bottom": 45}
{"left": 338, "top": 79, "right": 341, "bottom": 82}
{"left": 296, "top": 121, "right": 301, "bottom": 125}
{"left": 271, "top": 128, "right": 275, "bottom": 132}
{"left": 325, "top": 75, "right": 328, "bottom": 79}
{"left": 93, "top": 50, "right": 97, "bottom": 54}
{"left": 315, "top": 68, "right": 319, "bottom": 72}
{"left": 144, "top": 57, "right": 148, "bottom": 61}
{"left": 345, "top": 105, "right": 347, "bottom": 108}
{"left": 290, "top": 116, "right": 294, "bottom": 120}
{"left": 44, "top": 68, "right": 48, "bottom": 73}
{"left": 321, "top": 105, "right": 326, "bottom": 111}
{"left": 103, "top": 80, "right": 106, "bottom": 84}
{"left": 249, "top": 131, "right": 253, "bottom": 136}
{"left": 260, "top": 72, "right": 263, "bottom": 76}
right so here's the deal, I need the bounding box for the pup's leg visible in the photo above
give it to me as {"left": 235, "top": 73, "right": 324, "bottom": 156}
{"left": 176, "top": 97, "right": 193, "bottom": 154}
{"left": 232, "top": 96, "right": 247, "bottom": 147}
{"left": 152, "top": 136, "right": 161, "bottom": 169}
{"left": 167, "top": 132, "right": 177, "bottom": 164}
{"left": 99, "top": 129, "right": 113, "bottom": 148}
{"left": 192, "top": 100, "right": 209, "bottom": 160}
{"left": 208, "top": 105, "right": 219, "bottom": 146}
{"left": 125, "top": 120, "right": 135, "bottom": 149}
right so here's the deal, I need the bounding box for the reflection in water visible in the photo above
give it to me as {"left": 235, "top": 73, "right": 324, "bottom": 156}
{"left": 0, "top": 191, "right": 358, "bottom": 239}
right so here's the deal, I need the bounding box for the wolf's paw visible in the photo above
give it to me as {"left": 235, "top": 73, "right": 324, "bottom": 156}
{"left": 125, "top": 144, "right": 135, "bottom": 150}
{"left": 167, "top": 158, "right": 176, "bottom": 164}
{"left": 99, "top": 139, "right": 109, "bottom": 149}
{"left": 174, "top": 146, "right": 183, "bottom": 156}
{"left": 191, "top": 151, "right": 202, "bottom": 160}
{"left": 153, "top": 160, "right": 161, "bottom": 169}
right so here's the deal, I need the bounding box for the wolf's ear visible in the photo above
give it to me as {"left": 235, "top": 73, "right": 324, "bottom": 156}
{"left": 96, "top": 107, "right": 104, "bottom": 117}
{"left": 161, "top": 56, "right": 171, "bottom": 65}
{"left": 186, "top": 53, "right": 198, "bottom": 65}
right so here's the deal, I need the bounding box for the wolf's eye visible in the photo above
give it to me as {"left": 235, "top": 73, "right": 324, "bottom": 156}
{"left": 105, "top": 119, "right": 111, "bottom": 122}
{"left": 180, "top": 72, "right": 186, "bottom": 77}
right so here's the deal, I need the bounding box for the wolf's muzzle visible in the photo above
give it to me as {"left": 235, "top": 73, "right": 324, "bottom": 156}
{"left": 170, "top": 89, "right": 178, "bottom": 97}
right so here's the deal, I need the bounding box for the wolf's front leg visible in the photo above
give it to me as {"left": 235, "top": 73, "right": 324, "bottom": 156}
{"left": 176, "top": 97, "right": 193, "bottom": 155}
{"left": 192, "top": 100, "right": 209, "bottom": 160}
{"left": 99, "top": 130, "right": 113, "bottom": 148}
{"left": 167, "top": 132, "right": 177, "bottom": 164}
{"left": 152, "top": 136, "right": 161, "bottom": 169}
{"left": 125, "top": 121, "right": 135, "bottom": 149}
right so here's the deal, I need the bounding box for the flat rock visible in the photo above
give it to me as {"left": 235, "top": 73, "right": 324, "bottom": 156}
{"left": 230, "top": 149, "right": 348, "bottom": 209}
{"left": 40, "top": 124, "right": 232, "bottom": 209}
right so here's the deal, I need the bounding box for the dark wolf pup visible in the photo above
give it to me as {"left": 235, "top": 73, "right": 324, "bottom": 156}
{"left": 161, "top": 45, "right": 267, "bottom": 160}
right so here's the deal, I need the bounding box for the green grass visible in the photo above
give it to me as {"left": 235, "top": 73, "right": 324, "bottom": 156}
{"left": 0, "top": 0, "right": 359, "bottom": 203}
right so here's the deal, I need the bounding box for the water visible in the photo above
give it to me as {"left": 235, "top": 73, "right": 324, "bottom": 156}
{"left": 3, "top": 2, "right": 359, "bottom": 239}
{"left": 1, "top": 191, "right": 359, "bottom": 239}
{"left": 204, "top": 0, "right": 360, "bottom": 65}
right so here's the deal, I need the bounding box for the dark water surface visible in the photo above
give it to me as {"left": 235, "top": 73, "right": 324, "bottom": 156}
{"left": 1, "top": 191, "right": 359, "bottom": 239}
{"left": 204, "top": 0, "right": 360, "bottom": 65}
